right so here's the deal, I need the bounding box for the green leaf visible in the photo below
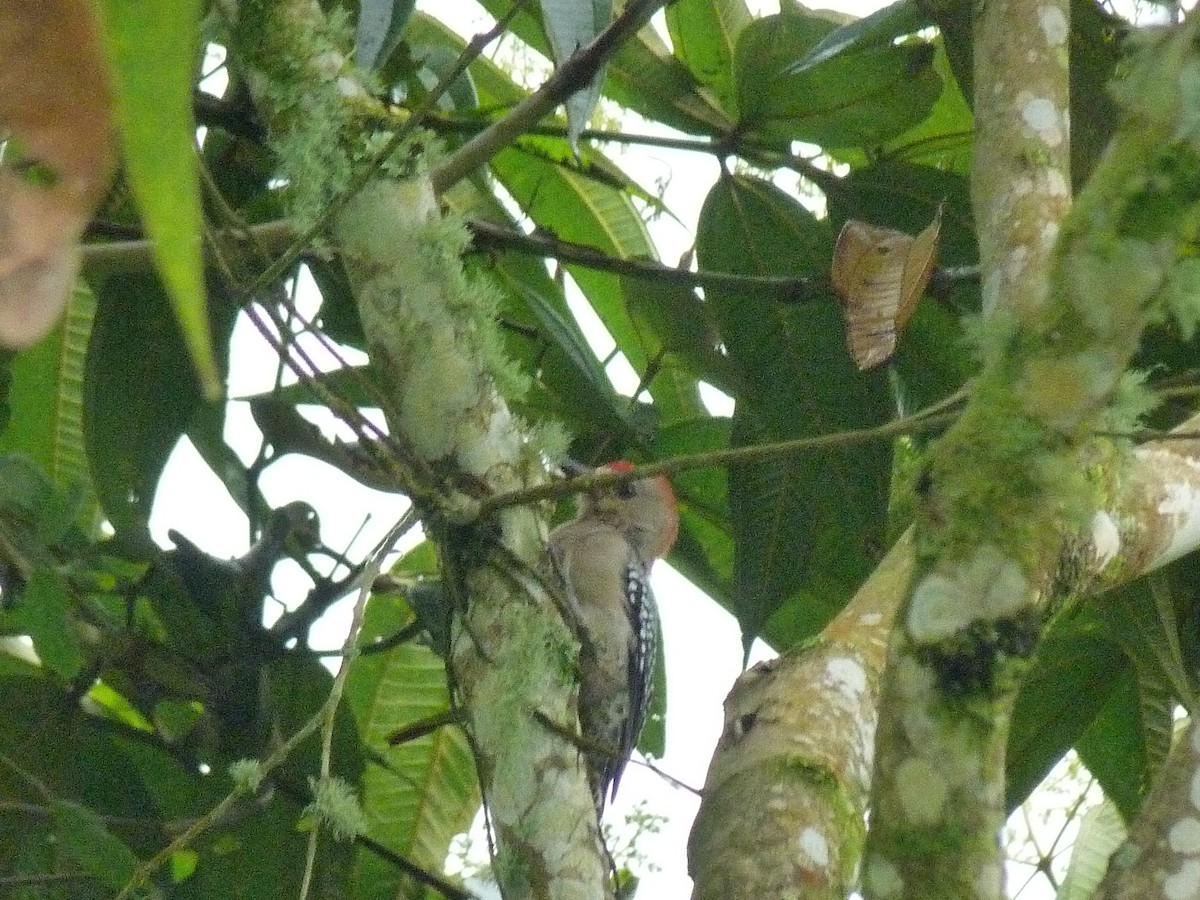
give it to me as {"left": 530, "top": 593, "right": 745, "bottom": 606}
{"left": 665, "top": 0, "right": 753, "bottom": 113}
{"left": 0, "top": 453, "right": 84, "bottom": 548}
{"left": 488, "top": 144, "right": 697, "bottom": 422}
{"left": 345, "top": 591, "right": 479, "bottom": 897}
{"left": 1074, "top": 665, "right": 1164, "bottom": 823}
{"left": 12, "top": 567, "right": 82, "bottom": 680}
{"left": 880, "top": 40, "right": 974, "bottom": 173}
{"left": 733, "top": 12, "right": 942, "bottom": 148}
{"left": 622, "top": 274, "right": 734, "bottom": 416}
{"left": 84, "top": 272, "right": 232, "bottom": 537}
{"left": 542, "top": 0, "right": 611, "bottom": 145}
{"left": 52, "top": 799, "right": 140, "bottom": 890}
{"left": 355, "top": 0, "right": 418, "bottom": 72}
{"left": 0, "top": 284, "right": 96, "bottom": 512}
{"left": 653, "top": 416, "right": 733, "bottom": 614}
{"left": 471, "top": 0, "right": 733, "bottom": 136}
{"left": 606, "top": 24, "right": 734, "bottom": 135}
{"left": 1006, "top": 607, "right": 1126, "bottom": 811}
{"left": 696, "top": 175, "right": 892, "bottom": 646}
{"left": 797, "top": 0, "right": 927, "bottom": 68}
{"left": 404, "top": 11, "right": 526, "bottom": 109}
{"left": 1069, "top": 0, "right": 1126, "bottom": 189}
{"left": 95, "top": 0, "right": 219, "bottom": 398}
{"left": 828, "top": 161, "right": 976, "bottom": 266}
{"left": 1093, "top": 574, "right": 1193, "bottom": 705}
{"left": 1057, "top": 800, "right": 1126, "bottom": 900}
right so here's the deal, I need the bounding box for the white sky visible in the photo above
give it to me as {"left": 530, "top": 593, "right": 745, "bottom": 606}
{"left": 148, "top": 2, "right": 1115, "bottom": 897}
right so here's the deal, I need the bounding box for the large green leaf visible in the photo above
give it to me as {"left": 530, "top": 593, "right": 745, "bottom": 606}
{"left": 1074, "top": 665, "right": 1166, "bottom": 824}
{"left": 696, "top": 175, "right": 892, "bottom": 646}
{"left": 96, "top": 0, "right": 218, "bottom": 398}
{"left": 732, "top": 11, "right": 941, "bottom": 149}
{"left": 622, "top": 273, "right": 741, "bottom": 416}
{"left": 606, "top": 23, "right": 734, "bottom": 136}
{"left": 470, "top": 0, "right": 733, "bottom": 136}
{"left": 827, "top": 161, "right": 977, "bottom": 266}
{"left": 542, "top": 0, "right": 611, "bottom": 144}
{"left": 1094, "top": 574, "right": 1194, "bottom": 704}
{"left": 489, "top": 144, "right": 702, "bottom": 425}
{"left": 655, "top": 418, "right": 733, "bottom": 610}
{"left": 1005, "top": 606, "right": 1127, "bottom": 811}
{"left": 83, "top": 272, "right": 234, "bottom": 537}
{"left": 345, "top": 590, "right": 478, "bottom": 898}
{"left": 665, "top": 0, "right": 753, "bottom": 114}
{"left": 404, "top": 11, "right": 526, "bottom": 109}
{"left": 0, "top": 283, "right": 96, "bottom": 509}
{"left": 880, "top": 40, "right": 973, "bottom": 173}
{"left": 355, "top": 0, "right": 418, "bottom": 72}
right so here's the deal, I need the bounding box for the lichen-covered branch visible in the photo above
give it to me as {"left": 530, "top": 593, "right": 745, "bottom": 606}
{"left": 227, "top": 2, "right": 611, "bottom": 898}
{"left": 688, "top": 398, "right": 1200, "bottom": 900}
{"left": 971, "top": 0, "right": 1072, "bottom": 321}
{"left": 862, "top": 6, "right": 1073, "bottom": 894}
{"left": 864, "top": 12, "right": 1200, "bottom": 900}
{"left": 688, "top": 532, "right": 913, "bottom": 900}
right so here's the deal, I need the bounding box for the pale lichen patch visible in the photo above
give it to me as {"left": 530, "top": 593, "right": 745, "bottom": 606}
{"left": 798, "top": 827, "right": 830, "bottom": 868}
{"left": 974, "top": 863, "right": 1003, "bottom": 898}
{"left": 1165, "top": 859, "right": 1200, "bottom": 900}
{"left": 1039, "top": 6, "right": 1068, "bottom": 45}
{"left": 823, "top": 657, "right": 868, "bottom": 701}
{"left": 907, "top": 574, "right": 965, "bottom": 641}
{"left": 1020, "top": 96, "right": 1065, "bottom": 146}
{"left": 1169, "top": 818, "right": 1200, "bottom": 854}
{"left": 907, "top": 546, "right": 1030, "bottom": 642}
{"left": 1090, "top": 511, "right": 1121, "bottom": 569}
{"left": 1045, "top": 168, "right": 1070, "bottom": 198}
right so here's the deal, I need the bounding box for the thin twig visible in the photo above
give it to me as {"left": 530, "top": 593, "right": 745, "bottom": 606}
{"left": 298, "top": 508, "right": 420, "bottom": 900}
{"left": 115, "top": 516, "right": 418, "bottom": 900}
{"left": 632, "top": 757, "right": 702, "bottom": 798}
{"left": 469, "top": 218, "right": 825, "bottom": 300}
{"left": 0, "top": 753, "right": 54, "bottom": 803}
{"left": 478, "top": 391, "right": 968, "bottom": 516}
{"left": 357, "top": 833, "right": 479, "bottom": 900}
{"left": 83, "top": 214, "right": 979, "bottom": 306}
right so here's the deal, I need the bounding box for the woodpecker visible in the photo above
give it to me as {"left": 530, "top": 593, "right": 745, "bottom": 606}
{"left": 548, "top": 460, "right": 679, "bottom": 812}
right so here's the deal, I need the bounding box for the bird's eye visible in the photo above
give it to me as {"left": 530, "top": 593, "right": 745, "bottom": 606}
{"left": 615, "top": 481, "right": 637, "bottom": 500}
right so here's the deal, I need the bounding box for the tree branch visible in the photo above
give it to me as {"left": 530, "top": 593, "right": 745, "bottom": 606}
{"left": 429, "top": 0, "right": 672, "bottom": 194}
{"left": 468, "top": 217, "right": 826, "bottom": 300}
{"left": 864, "top": 12, "right": 1200, "bottom": 900}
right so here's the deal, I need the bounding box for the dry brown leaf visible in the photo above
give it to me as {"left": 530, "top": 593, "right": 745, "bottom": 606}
{"left": 0, "top": 0, "right": 115, "bottom": 346}
{"left": 831, "top": 208, "right": 942, "bottom": 371}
